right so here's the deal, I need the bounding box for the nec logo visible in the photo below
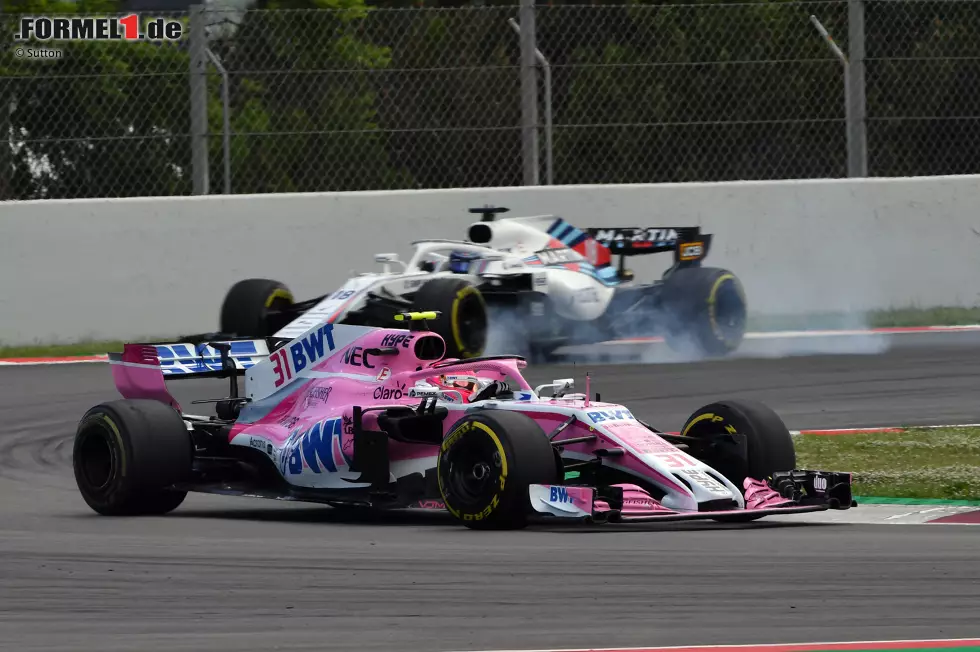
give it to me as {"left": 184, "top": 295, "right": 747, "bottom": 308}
{"left": 549, "top": 486, "right": 573, "bottom": 504}
{"left": 587, "top": 409, "right": 635, "bottom": 424}
{"left": 271, "top": 324, "right": 336, "bottom": 388}
{"left": 343, "top": 345, "right": 375, "bottom": 369}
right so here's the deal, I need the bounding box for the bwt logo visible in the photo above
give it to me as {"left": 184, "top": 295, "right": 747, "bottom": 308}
{"left": 272, "top": 323, "right": 337, "bottom": 388}
{"left": 587, "top": 409, "right": 635, "bottom": 424}
{"left": 549, "top": 486, "right": 574, "bottom": 504}
{"left": 813, "top": 475, "right": 828, "bottom": 492}
{"left": 279, "top": 417, "right": 351, "bottom": 476}
{"left": 290, "top": 324, "right": 336, "bottom": 372}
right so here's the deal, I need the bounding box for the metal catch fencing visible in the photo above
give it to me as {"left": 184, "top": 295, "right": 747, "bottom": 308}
{"left": 2, "top": 0, "right": 979, "bottom": 200}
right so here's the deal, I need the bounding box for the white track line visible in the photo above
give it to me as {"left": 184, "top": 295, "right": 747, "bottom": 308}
{"left": 452, "top": 637, "right": 980, "bottom": 652}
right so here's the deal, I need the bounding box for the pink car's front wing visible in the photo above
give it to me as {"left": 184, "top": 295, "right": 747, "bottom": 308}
{"left": 411, "top": 471, "right": 855, "bottom": 524}
{"left": 524, "top": 470, "right": 855, "bottom": 523}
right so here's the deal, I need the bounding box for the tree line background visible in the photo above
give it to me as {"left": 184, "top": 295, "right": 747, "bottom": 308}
{"left": 1, "top": 0, "right": 978, "bottom": 199}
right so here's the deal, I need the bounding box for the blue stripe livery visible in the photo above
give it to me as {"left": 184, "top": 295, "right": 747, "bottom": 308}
{"left": 155, "top": 340, "right": 262, "bottom": 376}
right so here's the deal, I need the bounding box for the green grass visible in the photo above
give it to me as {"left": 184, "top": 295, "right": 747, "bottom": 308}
{"left": 795, "top": 427, "right": 980, "bottom": 501}
{"left": 747, "top": 306, "right": 980, "bottom": 331}
{"left": 4, "top": 305, "right": 980, "bottom": 359}
{"left": 0, "top": 340, "right": 127, "bottom": 358}
{"left": 0, "top": 334, "right": 172, "bottom": 359}
{"left": 866, "top": 306, "right": 980, "bottom": 327}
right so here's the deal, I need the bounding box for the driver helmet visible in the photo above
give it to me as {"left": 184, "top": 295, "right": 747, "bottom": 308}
{"left": 427, "top": 372, "right": 495, "bottom": 402}
{"left": 448, "top": 250, "right": 481, "bottom": 274}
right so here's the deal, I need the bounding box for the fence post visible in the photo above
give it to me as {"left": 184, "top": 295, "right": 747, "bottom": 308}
{"left": 509, "top": 17, "right": 553, "bottom": 185}
{"left": 519, "top": 0, "right": 539, "bottom": 185}
{"left": 846, "top": 0, "right": 868, "bottom": 176}
{"left": 1, "top": 80, "right": 9, "bottom": 200}
{"left": 206, "top": 49, "right": 232, "bottom": 194}
{"left": 189, "top": 4, "right": 210, "bottom": 194}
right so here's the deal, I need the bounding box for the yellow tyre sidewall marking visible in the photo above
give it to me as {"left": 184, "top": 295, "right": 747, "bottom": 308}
{"left": 438, "top": 420, "right": 508, "bottom": 522}
{"left": 681, "top": 412, "right": 737, "bottom": 437}
{"left": 100, "top": 414, "right": 128, "bottom": 478}
{"left": 265, "top": 288, "right": 294, "bottom": 308}
{"left": 450, "top": 285, "right": 486, "bottom": 358}
{"left": 707, "top": 273, "right": 745, "bottom": 345}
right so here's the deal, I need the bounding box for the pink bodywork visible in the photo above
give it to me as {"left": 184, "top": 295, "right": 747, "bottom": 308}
{"left": 111, "top": 327, "right": 540, "bottom": 465}
{"left": 110, "top": 345, "right": 183, "bottom": 412}
{"left": 108, "top": 324, "right": 798, "bottom": 513}
{"left": 743, "top": 477, "right": 796, "bottom": 509}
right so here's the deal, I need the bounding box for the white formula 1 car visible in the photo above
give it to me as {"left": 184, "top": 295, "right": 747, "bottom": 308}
{"left": 216, "top": 207, "right": 747, "bottom": 361}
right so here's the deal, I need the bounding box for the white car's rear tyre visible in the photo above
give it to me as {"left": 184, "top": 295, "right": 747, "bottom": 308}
{"left": 659, "top": 267, "right": 747, "bottom": 357}
{"left": 220, "top": 278, "right": 295, "bottom": 337}
{"left": 410, "top": 278, "right": 488, "bottom": 359}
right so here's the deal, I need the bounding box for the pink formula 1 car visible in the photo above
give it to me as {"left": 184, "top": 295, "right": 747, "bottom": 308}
{"left": 72, "top": 312, "right": 855, "bottom": 529}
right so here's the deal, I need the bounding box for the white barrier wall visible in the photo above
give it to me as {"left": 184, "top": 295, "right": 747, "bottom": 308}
{"left": 3, "top": 175, "right": 980, "bottom": 345}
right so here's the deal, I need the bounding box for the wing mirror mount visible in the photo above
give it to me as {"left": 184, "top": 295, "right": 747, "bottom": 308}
{"left": 534, "top": 378, "right": 574, "bottom": 398}
{"left": 374, "top": 253, "right": 405, "bottom": 274}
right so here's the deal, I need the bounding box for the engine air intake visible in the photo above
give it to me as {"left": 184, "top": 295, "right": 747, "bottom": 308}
{"left": 468, "top": 224, "right": 492, "bottom": 244}
{"left": 414, "top": 335, "right": 446, "bottom": 361}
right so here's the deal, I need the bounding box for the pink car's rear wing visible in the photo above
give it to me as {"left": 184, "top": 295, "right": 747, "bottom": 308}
{"left": 108, "top": 339, "right": 269, "bottom": 412}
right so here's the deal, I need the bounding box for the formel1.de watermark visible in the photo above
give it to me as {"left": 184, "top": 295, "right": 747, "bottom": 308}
{"left": 13, "top": 14, "right": 184, "bottom": 42}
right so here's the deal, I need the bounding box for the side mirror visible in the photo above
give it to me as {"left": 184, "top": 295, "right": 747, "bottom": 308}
{"left": 374, "top": 253, "right": 403, "bottom": 274}
{"left": 533, "top": 378, "right": 574, "bottom": 398}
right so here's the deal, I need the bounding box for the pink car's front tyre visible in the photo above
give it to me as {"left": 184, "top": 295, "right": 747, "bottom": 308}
{"left": 679, "top": 398, "right": 797, "bottom": 523}
{"left": 437, "top": 411, "right": 560, "bottom": 530}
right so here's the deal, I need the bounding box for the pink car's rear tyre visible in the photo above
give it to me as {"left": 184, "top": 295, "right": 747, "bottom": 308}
{"left": 73, "top": 399, "right": 192, "bottom": 516}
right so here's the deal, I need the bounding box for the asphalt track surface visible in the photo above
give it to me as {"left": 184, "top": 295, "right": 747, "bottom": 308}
{"left": 2, "top": 331, "right": 980, "bottom": 651}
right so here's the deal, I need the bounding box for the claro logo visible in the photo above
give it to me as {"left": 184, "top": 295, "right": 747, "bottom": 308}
{"left": 374, "top": 383, "right": 406, "bottom": 400}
